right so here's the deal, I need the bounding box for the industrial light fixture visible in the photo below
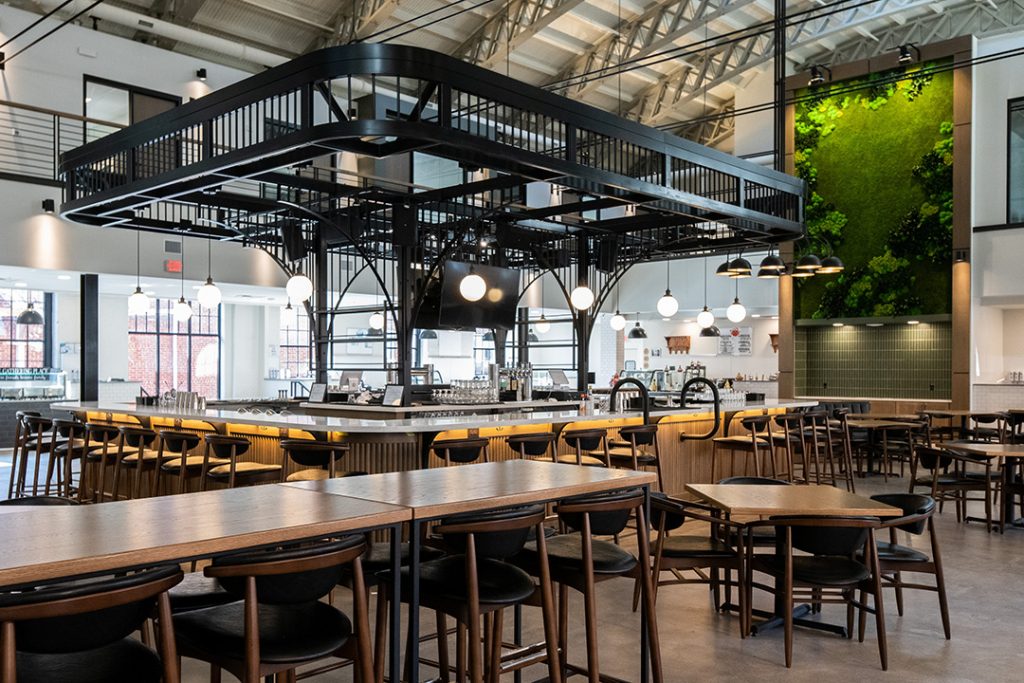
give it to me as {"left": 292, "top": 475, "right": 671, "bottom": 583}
{"left": 715, "top": 257, "right": 732, "bottom": 277}
{"left": 196, "top": 68, "right": 207, "bottom": 81}
{"left": 419, "top": 328, "right": 438, "bottom": 340}
{"left": 196, "top": 237, "right": 222, "bottom": 308}
{"left": 655, "top": 260, "right": 678, "bottom": 317}
{"left": 459, "top": 265, "right": 486, "bottom": 302}
{"left": 173, "top": 238, "right": 193, "bottom": 323}
{"left": 127, "top": 231, "right": 151, "bottom": 316}
{"left": 41, "top": 198, "right": 55, "bottom": 214}
{"left": 897, "top": 44, "right": 920, "bottom": 65}
{"left": 627, "top": 314, "right": 647, "bottom": 339}
{"left": 528, "top": 329, "right": 540, "bottom": 343}
{"left": 808, "top": 64, "right": 832, "bottom": 86}
{"left": 16, "top": 301, "right": 43, "bottom": 325}
{"left": 286, "top": 269, "right": 314, "bottom": 303}
{"left": 368, "top": 311, "right": 385, "bottom": 330}
{"left": 817, "top": 255, "right": 845, "bottom": 274}
{"left": 727, "top": 255, "right": 752, "bottom": 277}
{"left": 698, "top": 258, "right": 715, "bottom": 329}
{"left": 699, "top": 324, "right": 720, "bottom": 338}
{"left": 535, "top": 315, "right": 551, "bottom": 334}
{"left": 758, "top": 252, "right": 785, "bottom": 278}
{"left": 795, "top": 253, "right": 822, "bottom": 272}
{"left": 609, "top": 283, "right": 626, "bottom": 330}
{"left": 726, "top": 280, "right": 746, "bottom": 323}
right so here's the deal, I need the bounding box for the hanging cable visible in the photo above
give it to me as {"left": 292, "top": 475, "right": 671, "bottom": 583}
{"left": 0, "top": 0, "right": 105, "bottom": 66}
{"left": 369, "top": 0, "right": 501, "bottom": 45}
{"left": 0, "top": 0, "right": 76, "bottom": 50}
{"left": 357, "top": 0, "right": 476, "bottom": 42}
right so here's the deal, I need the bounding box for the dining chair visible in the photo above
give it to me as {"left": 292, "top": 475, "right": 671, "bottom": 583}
{"left": 0, "top": 565, "right": 182, "bottom": 682}
{"left": 745, "top": 516, "right": 888, "bottom": 670}
{"left": 561, "top": 428, "right": 609, "bottom": 467}
{"left": 280, "top": 439, "right": 364, "bottom": 481}
{"left": 200, "top": 434, "right": 281, "bottom": 489}
{"left": 432, "top": 437, "right": 490, "bottom": 467}
{"left": 607, "top": 424, "right": 664, "bottom": 490}
{"left": 711, "top": 415, "right": 774, "bottom": 481}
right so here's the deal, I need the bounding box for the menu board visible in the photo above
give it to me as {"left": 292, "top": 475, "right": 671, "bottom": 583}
{"left": 718, "top": 326, "right": 753, "bottom": 356}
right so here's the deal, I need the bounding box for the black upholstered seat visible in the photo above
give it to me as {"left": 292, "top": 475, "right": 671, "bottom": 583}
{"left": 167, "top": 571, "right": 235, "bottom": 612}
{"left": 655, "top": 535, "right": 735, "bottom": 559}
{"left": 397, "top": 556, "right": 535, "bottom": 606}
{"left": 15, "top": 637, "right": 163, "bottom": 683}
{"left": 521, "top": 533, "right": 638, "bottom": 576}
{"left": 175, "top": 601, "right": 352, "bottom": 664}
{"left": 606, "top": 448, "right": 658, "bottom": 465}
{"left": 360, "top": 541, "right": 445, "bottom": 574}
{"left": 872, "top": 541, "right": 929, "bottom": 563}
{"left": 761, "top": 555, "right": 871, "bottom": 586}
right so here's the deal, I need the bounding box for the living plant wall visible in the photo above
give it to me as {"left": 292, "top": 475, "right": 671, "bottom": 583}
{"left": 793, "top": 62, "right": 954, "bottom": 319}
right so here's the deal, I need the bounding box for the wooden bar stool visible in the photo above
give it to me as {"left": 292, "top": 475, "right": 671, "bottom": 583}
{"left": 827, "top": 409, "right": 858, "bottom": 492}
{"left": 80, "top": 422, "right": 135, "bottom": 503}
{"left": 800, "top": 410, "right": 841, "bottom": 485}
{"left": 607, "top": 424, "right": 664, "bottom": 490}
{"left": 432, "top": 437, "right": 490, "bottom": 467}
{"left": 47, "top": 418, "right": 98, "bottom": 498}
{"left": 200, "top": 434, "right": 281, "bottom": 489}
{"left": 769, "top": 413, "right": 806, "bottom": 482}
{"left": 560, "top": 428, "right": 609, "bottom": 467}
{"left": 281, "top": 439, "right": 363, "bottom": 481}
{"left": 119, "top": 426, "right": 161, "bottom": 499}
{"left": 7, "top": 410, "right": 40, "bottom": 499}
{"left": 506, "top": 432, "right": 557, "bottom": 461}
{"left": 154, "top": 430, "right": 217, "bottom": 495}
{"left": 711, "top": 415, "right": 773, "bottom": 482}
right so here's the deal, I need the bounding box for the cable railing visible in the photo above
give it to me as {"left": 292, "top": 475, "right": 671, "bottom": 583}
{"left": 0, "top": 99, "right": 122, "bottom": 183}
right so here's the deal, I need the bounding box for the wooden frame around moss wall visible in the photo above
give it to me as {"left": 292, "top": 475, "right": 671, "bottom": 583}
{"left": 778, "top": 36, "right": 972, "bottom": 409}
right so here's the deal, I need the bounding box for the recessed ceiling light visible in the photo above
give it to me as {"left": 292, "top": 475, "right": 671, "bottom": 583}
{"left": 145, "top": 291, "right": 156, "bottom": 296}
{"left": 57, "top": 275, "right": 71, "bottom": 281}
{"left": 14, "top": 282, "right": 27, "bottom": 288}
{"left": 85, "top": 97, "right": 92, "bottom": 103}
{"left": 191, "top": 285, "right": 201, "bottom": 290}
{"left": 683, "top": 319, "right": 693, "bottom": 323}
{"left": 752, "top": 314, "right": 761, "bottom": 318}
{"left": 866, "top": 323, "right": 883, "bottom": 327}
{"left": 771, "top": 316, "right": 779, "bottom": 320}
{"left": 907, "top": 320, "right": 920, "bottom": 325}
{"left": 832, "top": 322, "right": 844, "bottom": 327}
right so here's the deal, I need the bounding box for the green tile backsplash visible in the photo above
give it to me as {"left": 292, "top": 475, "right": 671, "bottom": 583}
{"left": 795, "top": 322, "right": 951, "bottom": 400}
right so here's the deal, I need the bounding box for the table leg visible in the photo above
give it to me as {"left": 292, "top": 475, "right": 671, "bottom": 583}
{"left": 389, "top": 523, "right": 403, "bottom": 683}
{"left": 406, "top": 520, "right": 421, "bottom": 683}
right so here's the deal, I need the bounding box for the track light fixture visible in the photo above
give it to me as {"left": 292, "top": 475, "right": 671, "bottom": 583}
{"left": 897, "top": 44, "right": 920, "bottom": 65}
{"left": 196, "top": 68, "right": 207, "bottom": 81}
{"left": 808, "top": 64, "right": 832, "bottom": 86}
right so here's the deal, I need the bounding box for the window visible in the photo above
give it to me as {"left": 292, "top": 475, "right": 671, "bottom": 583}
{"left": 1009, "top": 98, "right": 1024, "bottom": 223}
{"left": 279, "top": 305, "right": 312, "bottom": 379}
{"left": 0, "top": 289, "right": 46, "bottom": 368}
{"left": 128, "top": 300, "right": 220, "bottom": 397}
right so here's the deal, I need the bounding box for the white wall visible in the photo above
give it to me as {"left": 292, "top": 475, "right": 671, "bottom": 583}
{"left": 732, "top": 66, "right": 775, "bottom": 159}
{"left": 221, "top": 303, "right": 266, "bottom": 399}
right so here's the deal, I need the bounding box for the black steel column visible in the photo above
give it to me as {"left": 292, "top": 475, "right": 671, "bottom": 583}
{"left": 80, "top": 274, "right": 99, "bottom": 402}
{"left": 575, "top": 236, "right": 590, "bottom": 393}
{"left": 314, "top": 228, "right": 329, "bottom": 384}
{"left": 773, "top": 0, "right": 787, "bottom": 172}
{"left": 43, "top": 292, "right": 55, "bottom": 369}
{"left": 395, "top": 244, "right": 414, "bottom": 387}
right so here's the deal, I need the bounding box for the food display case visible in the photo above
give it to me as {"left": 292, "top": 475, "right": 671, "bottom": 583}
{"left": 0, "top": 369, "right": 67, "bottom": 400}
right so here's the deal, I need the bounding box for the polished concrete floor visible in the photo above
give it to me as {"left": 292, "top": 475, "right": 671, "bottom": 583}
{"left": 2, "top": 455, "right": 1021, "bottom": 681}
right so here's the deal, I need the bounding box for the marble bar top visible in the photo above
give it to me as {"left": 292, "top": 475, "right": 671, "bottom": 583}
{"left": 51, "top": 399, "right": 817, "bottom": 435}
{"left": 298, "top": 400, "right": 583, "bottom": 414}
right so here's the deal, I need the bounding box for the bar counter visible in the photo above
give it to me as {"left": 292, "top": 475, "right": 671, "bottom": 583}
{"left": 52, "top": 398, "right": 816, "bottom": 495}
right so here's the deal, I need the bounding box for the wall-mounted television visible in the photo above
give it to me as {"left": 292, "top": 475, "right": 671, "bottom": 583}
{"left": 438, "top": 261, "right": 521, "bottom": 331}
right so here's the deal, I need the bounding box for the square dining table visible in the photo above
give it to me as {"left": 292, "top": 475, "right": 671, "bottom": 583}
{"left": 942, "top": 440, "right": 1024, "bottom": 531}
{"left": 685, "top": 483, "right": 900, "bottom": 636}
{"left": 285, "top": 459, "right": 659, "bottom": 683}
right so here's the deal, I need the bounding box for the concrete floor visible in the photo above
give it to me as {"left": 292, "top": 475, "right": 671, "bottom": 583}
{"left": 2, "top": 456, "right": 1021, "bottom": 681}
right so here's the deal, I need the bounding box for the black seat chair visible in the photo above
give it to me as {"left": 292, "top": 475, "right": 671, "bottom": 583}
{"left": 0, "top": 495, "right": 79, "bottom": 506}
{"left": 560, "top": 428, "right": 609, "bottom": 467}
{"left": 119, "top": 426, "right": 161, "bottom": 499}
{"left": 769, "top": 413, "right": 806, "bottom": 483}
{"left": 745, "top": 516, "right": 888, "bottom": 670}
{"left": 174, "top": 536, "right": 374, "bottom": 683}
{"left": 379, "top": 505, "right": 561, "bottom": 683}
{"left": 968, "top": 413, "right": 1002, "bottom": 442}
{"left": 431, "top": 437, "right": 490, "bottom": 467}
{"left": 280, "top": 439, "right": 363, "bottom": 481}
{"left": 506, "top": 432, "right": 557, "bottom": 461}
{"left": 644, "top": 494, "right": 748, "bottom": 636}
{"left": 80, "top": 422, "right": 133, "bottom": 503}
{"left": 1004, "top": 410, "right": 1024, "bottom": 444}
{"left": 47, "top": 418, "right": 98, "bottom": 498}
{"left": 516, "top": 489, "right": 662, "bottom": 683}
{"left": 201, "top": 434, "right": 281, "bottom": 489}
{"left": 154, "top": 430, "right": 217, "bottom": 495}
{"left": 8, "top": 410, "right": 41, "bottom": 499}
{"left": 0, "top": 565, "right": 182, "bottom": 682}
{"left": 868, "top": 494, "right": 950, "bottom": 639}
{"left": 607, "top": 424, "right": 664, "bottom": 490}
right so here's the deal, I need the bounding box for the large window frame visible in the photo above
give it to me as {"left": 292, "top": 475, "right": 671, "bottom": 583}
{"left": 279, "top": 305, "right": 313, "bottom": 379}
{"left": 1008, "top": 97, "right": 1024, "bottom": 224}
{"left": 128, "top": 299, "right": 221, "bottom": 397}
{"left": 0, "top": 289, "right": 50, "bottom": 369}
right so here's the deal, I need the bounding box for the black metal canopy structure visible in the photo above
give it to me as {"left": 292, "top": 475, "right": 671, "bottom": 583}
{"left": 58, "top": 43, "right": 804, "bottom": 390}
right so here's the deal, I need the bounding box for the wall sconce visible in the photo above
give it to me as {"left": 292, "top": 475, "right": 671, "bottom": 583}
{"left": 953, "top": 249, "right": 969, "bottom": 263}
{"left": 808, "top": 64, "right": 832, "bottom": 86}
{"left": 196, "top": 68, "right": 207, "bottom": 81}
{"left": 41, "top": 199, "right": 55, "bottom": 214}
{"left": 897, "top": 44, "right": 921, "bottom": 65}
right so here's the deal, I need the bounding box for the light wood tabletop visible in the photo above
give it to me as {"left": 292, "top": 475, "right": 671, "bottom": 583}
{"left": 941, "top": 441, "right": 1024, "bottom": 458}
{"left": 284, "top": 459, "right": 657, "bottom": 519}
{"left": 684, "top": 484, "right": 902, "bottom": 517}
{"left": 847, "top": 414, "right": 921, "bottom": 422}
{"left": 0, "top": 485, "right": 410, "bottom": 589}
{"left": 845, "top": 419, "right": 917, "bottom": 429}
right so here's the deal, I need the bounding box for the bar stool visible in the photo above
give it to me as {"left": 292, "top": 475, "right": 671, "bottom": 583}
{"left": 606, "top": 424, "right": 664, "bottom": 490}
{"left": 281, "top": 439, "right": 364, "bottom": 481}
{"left": 200, "top": 434, "right": 281, "bottom": 489}
{"left": 506, "top": 432, "right": 557, "bottom": 461}
{"left": 561, "top": 427, "right": 609, "bottom": 467}
{"left": 80, "top": 422, "right": 134, "bottom": 503}
{"left": 826, "top": 409, "right": 858, "bottom": 492}
{"left": 769, "top": 413, "right": 806, "bottom": 482}
{"left": 800, "top": 409, "right": 841, "bottom": 485}
{"left": 432, "top": 436, "right": 490, "bottom": 467}
{"left": 154, "top": 430, "right": 220, "bottom": 495}
{"left": 711, "top": 415, "right": 774, "bottom": 481}
{"left": 47, "top": 418, "right": 98, "bottom": 498}
{"left": 119, "top": 426, "right": 161, "bottom": 499}
{"left": 7, "top": 410, "right": 40, "bottom": 498}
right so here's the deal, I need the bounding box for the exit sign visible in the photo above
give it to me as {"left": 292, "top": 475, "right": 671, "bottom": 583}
{"left": 164, "top": 259, "right": 182, "bottom": 273}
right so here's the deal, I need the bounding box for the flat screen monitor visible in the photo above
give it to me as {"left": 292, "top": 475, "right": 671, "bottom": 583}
{"left": 308, "top": 383, "right": 327, "bottom": 403}
{"left": 548, "top": 369, "right": 569, "bottom": 387}
{"left": 339, "top": 370, "right": 363, "bottom": 389}
{"left": 382, "top": 384, "right": 405, "bottom": 407}
{"left": 439, "top": 261, "right": 521, "bottom": 330}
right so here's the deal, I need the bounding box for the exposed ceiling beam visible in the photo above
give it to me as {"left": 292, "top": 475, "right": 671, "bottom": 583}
{"left": 454, "top": 0, "right": 587, "bottom": 69}
{"left": 668, "top": 100, "right": 736, "bottom": 147}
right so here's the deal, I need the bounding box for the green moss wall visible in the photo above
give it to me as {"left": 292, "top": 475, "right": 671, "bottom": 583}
{"left": 793, "top": 63, "right": 954, "bottom": 319}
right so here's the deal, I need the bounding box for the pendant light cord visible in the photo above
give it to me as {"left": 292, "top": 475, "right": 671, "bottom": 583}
{"left": 180, "top": 239, "right": 185, "bottom": 299}
{"left": 136, "top": 232, "right": 141, "bottom": 288}
{"left": 207, "top": 237, "right": 213, "bottom": 280}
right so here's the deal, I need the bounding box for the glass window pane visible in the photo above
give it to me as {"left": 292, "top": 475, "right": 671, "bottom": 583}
{"left": 1010, "top": 99, "right": 1024, "bottom": 223}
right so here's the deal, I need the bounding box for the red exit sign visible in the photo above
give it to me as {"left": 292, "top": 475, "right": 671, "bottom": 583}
{"left": 164, "top": 259, "right": 183, "bottom": 273}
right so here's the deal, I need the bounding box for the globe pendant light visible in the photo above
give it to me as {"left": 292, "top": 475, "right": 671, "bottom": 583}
{"left": 286, "top": 270, "right": 314, "bottom": 303}
{"left": 535, "top": 315, "right": 551, "bottom": 334}
{"left": 127, "top": 231, "right": 151, "bottom": 316}
{"left": 16, "top": 301, "right": 43, "bottom": 325}
{"left": 610, "top": 311, "right": 626, "bottom": 331}
{"left": 172, "top": 238, "right": 192, "bottom": 323}
{"left": 368, "top": 311, "right": 385, "bottom": 330}
{"left": 570, "top": 283, "right": 594, "bottom": 310}
{"left": 655, "top": 260, "right": 678, "bottom": 317}
{"left": 697, "top": 258, "right": 716, "bottom": 329}
{"left": 197, "top": 238, "right": 221, "bottom": 308}
{"left": 726, "top": 279, "right": 746, "bottom": 323}
{"left": 459, "top": 265, "right": 486, "bottom": 302}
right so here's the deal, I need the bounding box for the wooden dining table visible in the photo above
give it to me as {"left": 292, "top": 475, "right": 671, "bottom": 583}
{"left": 285, "top": 459, "right": 660, "bottom": 683}
{"left": 942, "top": 440, "right": 1024, "bottom": 531}
{"left": 685, "top": 483, "right": 900, "bottom": 636}
{"left": 0, "top": 485, "right": 411, "bottom": 683}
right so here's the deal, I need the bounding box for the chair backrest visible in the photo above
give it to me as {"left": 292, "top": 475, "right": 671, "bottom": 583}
{"left": 0, "top": 496, "right": 79, "bottom": 506}
{"left": 506, "top": 433, "right": 555, "bottom": 458}
{"left": 85, "top": 422, "right": 122, "bottom": 445}
{"left": 432, "top": 437, "right": 489, "bottom": 464}
{"left": 51, "top": 418, "right": 85, "bottom": 440}
{"left": 772, "top": 516, "right": 875, "bottom": 557}
{"left": 557, "top": 488, "right": 645, "bottom": 536}
{"left": 717, "top": 476, "right": 790, "bottom": 485}
{"left": 0, "top": 565, "right": 181, "bottom": 654}
{"left": 870, "top": 493, "right": 935, "bottom": 535}
{"left": 437, "top": 504, "right": 546, "bottom": 560}
{"left": 650, "top": 493, "right": 686, "bottom": 532}
{"left": 22, "top": 415, "right": 52, "bottom": 438}
{"left": 915, "top": 445, "right": 952, "bottom": 472}
{"left": 971, "top": 413, "right": 1001, "bottom": 427}
{"left": 158, "top": 430, "right": 202, "bottom": 453}
{"left": 119, "top": 426, "right": 157, "bottom": 449}
{"left": 209, "top": 536, "right": 365, "bottom": 605}
{"left": 280, "top": 439, "right": 346, "bottom": 468}
{"left": 619, "top": 424, "right": 658, "bottom": 446}
{"left": 740, "top": 415, "right": 772, "bottom": 434}
{"left": 204, "top": 433, "right": 250, "bottom": 459}
{"left": 562, "top": 428, "right": 607, "bottom": 452}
